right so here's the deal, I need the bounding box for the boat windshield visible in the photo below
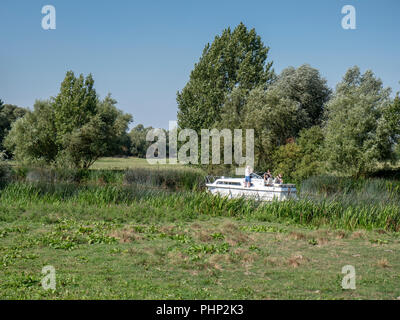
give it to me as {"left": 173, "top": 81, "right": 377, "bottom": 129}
{"left": 216, "top": 181, "right": 242, "bottom": 186}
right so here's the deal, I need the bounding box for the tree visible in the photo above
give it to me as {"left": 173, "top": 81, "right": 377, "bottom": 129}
{"left": 294, "top": 126, "right": 325, "bottom": 180}
{"left": 241, "top": 87, "right": 301, "bottom": 168}
{"left": 129, "top": 124, "right": 154, "bottom": 158}
{"left": 378, "top": 93, "right": 400, "bottom": 161}
{"left": 53, "top": 71, "right": 98, "bottom": 147}
{"left": 218, "top": 87, "right": 248, "bottom": 131}
{"left": 271, "top": 64, "right": 331, "bottom": 128}
{"left": 4, "top": 100, "right": 57, "bottom": 164}
{"left": 269, "top": 126, "right": 325, "bottom": 181}
{"left": 217, "top": 64, "right": 330, "bottom": 169}
{"left": 177, "top": 23, "right": 274, "bottom": 133}
{"left": 271, "top": 139, "right": 302, "bottom": 181}
{"left": 0, "top": 102, "right": 27, "bottom": 151}
{"left": 5, "top": 72, "right": 132, "bottom": 168}
{"left": 61, "top": 94, "right": 133, "bottom": 168}
{"left": 323, "top": 66, "right": 397, "bottom": 176}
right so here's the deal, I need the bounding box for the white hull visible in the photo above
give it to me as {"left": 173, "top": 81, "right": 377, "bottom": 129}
{"left": 206, "top": 177, "right": 297, "bottom": 201}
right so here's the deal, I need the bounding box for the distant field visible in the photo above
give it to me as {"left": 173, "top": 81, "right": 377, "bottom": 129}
{"left": 91, "top": 157, "right": 187, "bottom": 170}
{"left": 7, "top": 157, "right": 192, "bottom": 171}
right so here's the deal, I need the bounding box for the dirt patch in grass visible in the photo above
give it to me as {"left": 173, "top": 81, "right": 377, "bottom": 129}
{"left": 316, "top": 237, "right": 329, "bottom": 246}
{"left": 110, "top": 229, "right": 143, "bottom": 243}
{"left": 167, "top": 251, "right": 191, "bottom": 267}
{"left": 377, "top": 258, "right": 391, "bottom": 268}
{"left": 196, "top": 230, "right": 213, "bottom": 242}
{"left": 287, "top": 232, "right": 307, "bottom": 241}
{"left": 351, "top": 231, "right": 366, "bottom": 239}
{"left": 191, "top": 223, "right": 202, "bottom": 229}
{"left": 334, "top": 230, "right": 348, "bottom": 239}
{"left": 264, "top": 256, "right": 282, "bottom": 267}
{"left": 225, "top": 232, "right": 249, "bottom": 246}
{"left": 221, "top": 221, "right": 238, "bottom": 232}
{"left": 233, "top": 248, "right": 257, "bottom": 264}
{"left": 287, "top": 254, "right": 307, "bottom": 268}
{"left": 159, "top": 225, "right": 176, "bottom": 235}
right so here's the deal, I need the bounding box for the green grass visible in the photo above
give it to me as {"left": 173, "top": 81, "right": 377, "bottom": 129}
{"left": 1, "top": 157, "right": 400, "bottom": 299}
{"left": 1, "top": 181, "right": 400, "bottom": 231}
{"left": 90, "top": 157, "right": 188, "bottom": 170}
{"left": 1, "top": 207, "right": 400, "bottom": 299}
{"left": 0, "top": 182, "right": 400, "bottom": 299}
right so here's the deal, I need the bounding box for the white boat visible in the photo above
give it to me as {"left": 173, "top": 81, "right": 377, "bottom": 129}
{"left": 205, "top": 174, "right": 297, "bottom": 201}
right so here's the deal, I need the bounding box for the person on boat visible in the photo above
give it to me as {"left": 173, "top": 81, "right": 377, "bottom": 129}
{"left": 274, "top": 174, "right": 283, "bottom": 184}
{"left": 244, "top": 165, "right": 252, "bottom": 187}
{"left": 263, "top": 170, "right": 271, "bottom": 179}
{"left": 264, "top": 170, "right": 273, "bottom": 186}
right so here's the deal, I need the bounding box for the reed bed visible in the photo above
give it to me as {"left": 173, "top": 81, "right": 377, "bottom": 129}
{"left": 1, "top": 165, "right": 400, "bottom": 231}
{"left": 1, "top": 176, "right": 400, "bottom": 231}
{"left": 4, "top": 165, "right": 204, "bottom": 190}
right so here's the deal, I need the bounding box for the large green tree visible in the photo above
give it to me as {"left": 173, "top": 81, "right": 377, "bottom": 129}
{"left": 323, "top": 66, "right": 399, "bottom": 176}
{"left": 241, "top": 87, "right": 300, "bottom": 167}
{"left": 218, "top": 64, "right": 330, "bottom": 169}
{"left": 177, "top": 23, "right": 274, "bottom": 133}
{"left": 129, "top": 124, "right": 155, "bottom": 158}
{"left": 0, "top": 101, "right": 27, "bottom": 151}
{"left": 294, "top": 126, "right": 325, "bottom": 180}
{"left": 271, "top": 64, "right": 331, "bottom": 127}
{"left": 4, "top": 100, "right": 57, "bottom": 164}
{"left": 5, "top": 72, "right": 132, "bottom": 168}
{"left": 61, "top": 94, "right": 133, "bottom": 168}
{"left": 53, "top": 71, "right": 98, "bottom": 146}
{"left": 269, "top": 126, "right": 325, "bottom": 181}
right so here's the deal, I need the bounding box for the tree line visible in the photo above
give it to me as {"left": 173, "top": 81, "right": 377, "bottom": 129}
{"left": 177, "top": 23, "right": 400, "bottom": 179}
{"left": 1, "top": 22, "right": 399, "bottom": 178}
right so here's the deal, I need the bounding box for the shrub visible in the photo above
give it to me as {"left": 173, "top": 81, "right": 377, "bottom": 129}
{"left": 270, "top": 126, "right": 325, "bottom": 182}
{"left": 0, "top": 161, "right": 11, "bottom": 183}
{"left": 271, "top": 140, "right": 302, "bottom": 181}
{"left": 124, "top": 168, "right": 204, "bottom": 191}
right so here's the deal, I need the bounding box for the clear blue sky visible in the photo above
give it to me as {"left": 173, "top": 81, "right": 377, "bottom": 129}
{"left": 1, "top": 0, "right": 399, "bottom": 129}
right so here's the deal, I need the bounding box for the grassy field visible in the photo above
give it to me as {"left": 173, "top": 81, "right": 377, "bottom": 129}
{"left": 1, "top": 157, "right": 400, "bottom": 299}
{"left": 90, "top": 157, "right": 187, "bottom": 170}
{"left": 1, "top": 202, "right": 400, "bottom": 299}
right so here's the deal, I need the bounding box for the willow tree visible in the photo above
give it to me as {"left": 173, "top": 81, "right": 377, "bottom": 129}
{"left": 0, "top": 102, "right": 27, "bottom": 151}
{"left": 323, "top": 66, "right": 399, "bottom": 176}
{"left": 241, "top": 87, "right": 300, "bottom": 167}
{"left": 271, "top": 64, "right": 331, "bottom": 128}
{"left": 4, "top": 100, "right": 57, "bottom": 164}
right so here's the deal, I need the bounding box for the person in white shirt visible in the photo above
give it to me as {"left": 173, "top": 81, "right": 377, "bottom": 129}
{"left": 244, "top": 166, "right": 252, "bottom": 187}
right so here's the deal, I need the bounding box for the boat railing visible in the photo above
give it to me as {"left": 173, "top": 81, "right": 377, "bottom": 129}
{"left": 204, "top": 175, "right": 221, "bottom": 184}
{"left": 250, "top": 172, "right": 264, "bottom": 179}
{"left": 206, "top": 173, "right": 268, "bottom": 184}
